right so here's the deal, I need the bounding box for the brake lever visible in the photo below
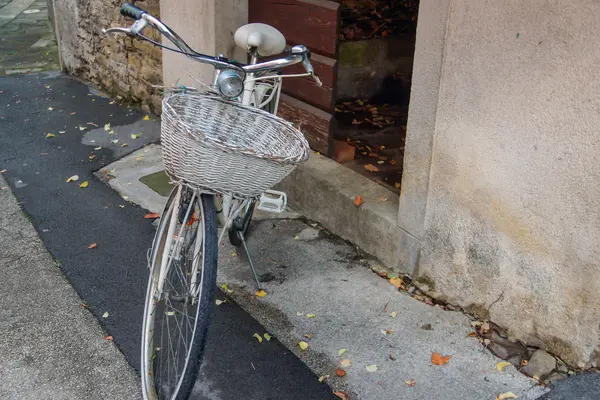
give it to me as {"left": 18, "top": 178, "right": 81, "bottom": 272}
{"left": 302, "top": 58, "right": 323, "bottom": 87}
{"left": 103, "top": 19, "right": 148, "bottom": 35}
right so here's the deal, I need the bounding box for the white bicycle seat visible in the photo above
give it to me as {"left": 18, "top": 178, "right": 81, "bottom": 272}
{"left": 234, "top": 23, "right": 286, "bottom": 57}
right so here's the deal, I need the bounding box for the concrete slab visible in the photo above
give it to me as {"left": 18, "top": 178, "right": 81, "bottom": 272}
{"left": 0, "top": 174, "right": 140, "bottom": 399}
{"left": 216, "top": 218, "right": 547, "bottom": 400}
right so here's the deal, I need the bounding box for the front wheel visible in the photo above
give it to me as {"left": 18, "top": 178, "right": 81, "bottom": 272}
{"left": 141, "top": 185, "right": 218, "bottom": 400}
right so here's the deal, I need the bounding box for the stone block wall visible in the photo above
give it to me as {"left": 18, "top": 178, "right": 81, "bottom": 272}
{"left": 51, "top": 0, "right": 162, "bottom": 112}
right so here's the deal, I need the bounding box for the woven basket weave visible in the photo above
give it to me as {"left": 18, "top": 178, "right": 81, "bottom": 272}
{"left": 161, "top": 93, "right": 309, "bottom": 198}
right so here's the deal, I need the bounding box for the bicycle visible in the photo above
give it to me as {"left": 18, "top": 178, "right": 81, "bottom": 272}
{"left": 104, "top": 3, "right": 321, "bottom": 400}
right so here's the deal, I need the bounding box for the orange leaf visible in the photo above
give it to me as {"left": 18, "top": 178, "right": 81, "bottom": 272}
{"left": 353, "top": 196, "right": 364, "bottom": 207}
{"left": 467, "top": 331, "right": 478, "bottom": 337}
{"left": 394, "top": 182, "right": 401, "bottom": 189}
{"left": 103, "top": 335, "right": 113, "bottom": 341}
{"left": 431, "top": 352, "right": 452, "bottom": 366}
{"left": 385, "top": 329, "right": 393, "bottom": 335}
{"left": 390, "top": 159, "right": 397, "bottom": 165}
{"left": 144, "top": 213, "right": 159, "bottom": 219}
{"left": 389, "top": 277, "right": 403, "bottom": 288}
{"left": 405, "top": 379, "right": 416, "bottom": 387}
{"left": 333, "top": 392, "right": 350, "bottom": 400}
{"left": 364, "top": 164, "right": 379, "bottom": 173}
{"left": 336, "top": 368, "right": 346, "bottom": 377}
{"left": 88, "top": 243, "right": 97, "bottom": 249}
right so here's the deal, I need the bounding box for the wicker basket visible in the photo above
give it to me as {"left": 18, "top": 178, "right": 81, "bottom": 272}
{"left": 160, "top": 93, "right": 309, "bottom": 198}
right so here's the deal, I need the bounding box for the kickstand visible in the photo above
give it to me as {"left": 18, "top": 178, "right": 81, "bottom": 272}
{"left": 238, "top": 231, "right": 263, "bottom": 291}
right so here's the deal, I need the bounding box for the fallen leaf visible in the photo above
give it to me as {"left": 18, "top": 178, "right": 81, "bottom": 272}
{"left": 131, "top": 133, "right": 140, "bottom": 139}
{"left": 94, "top": 146, "right": 102, "bottom": 150}
{"left": 66, "top": 175, "right": 79, "bottom": 182}
{"left": 496, "top": 392, "right": 517, "bottom": 400}
{"left": 336, "top": 368, "right": 346, "bottom": 377}
{"left": 104, "top": 123, "right": 111, "bottom": 131}
{"left": 109, "top": 100, "right": 116, "bottom": 105}
{"left": 385, "top": 329, "right": 393, "bottom": 335}
{"left": 102, "top": 311, "right": 109, "bottom": 318}
{"left": 353, "top": 195, "right": 364, "bottom": 207}
{"left": 48, "top": 107, "right": 54, "bottom": 111}
{"left": 255, "top": 290, "right": 267, "bottom": 297}
{"left": 471, "top": 321, "right": 483, "bottom": 327}
{"left": 71, "top": 112, "right": 76, "bottom": 115}
{"left": 467, "top": 331, "right": 478, "bottom": 337}
{"left": 366, "top": 364, "right": 377, "bottom": 372}
{"left": 496, "top": 361, "right": 512, "bottom": 372}
{"left": 389, "top": 277, "right": 403, "bottom": 288}
{"left": 88, "top": 243, "right": 97, "bottom": 249}
{"left": 333, "top": 392, "right": 350, "bottom": 400}
{"left": 120, "top": 143, "right": 128, "bottom": 148}
{"left": 144, "top": 213, "right": 159, "bottom": 219}
{"left": 377, "top": 160, "right": 384, "bottom": 165}
{"left": 118, "top": 205, "right": 125, "bottom": 208}
{"left": 520, "top": 360, "right": 528, "bottom": 368}
{"left": 46, "top": 133, "right": 55, "bottom": 138}
{"left": 390, "top": 311, "right": 397, "bottom": 318}
{"left": 299, "top": 341, "right": 309, "bottom": 350}
{"left": 253, "top": 333, "right": 263, "bottom": 343}
{"left": 80, "top": 181, "right": 89, "bottom": 188}
{"left": 0, "top": 169, "right": 6, "bottom": 173}
{"left": 364, "top": 164, "right": 379, "bottom": 172}
{"left": 264, "top": 333, "right": 272, "bottom": 341}
{"left": 109, "top": 130, "right": 115, "bottom": 135}
{"left": 306, "top": 313, "right": 316, "bottom": 318}
{"left": 483, "top": 338, "right": 491, "bottom": 346}
{"left": 143, "top": 115, "right": 150, "bottom": 121}
{"left": 104, "top": 335, "right": 113, "bottom": 341}
{"left": 215, "top": 299, "right": 225, "bottom": 305}
{"left": 379, "top": 196, "right": 388, "bottom": 202}
{"left": 318, "top": 375, "right": 329, "bottom": 382}
{"left": 480, "top": 321, "right": 490, "bottom": 333}
{"left": 338, "top": 348, "right": 348, "bottom": 356}
{"left": 405, "top": 379, "right": 416, "bottom": 387}
{"left": 431, "top": 352, "right": 451, "bottom": 366}
{"left": 394, "top": 182, "right": 401, "bottom": 189}
{"left": 79, "top": 126, "right": 87, "bottom": 131}
{"left": 221, "top": 283, "right": 233, "bottom": 294}
{"left": 390, "top": 159, "right": 397, "bottom": 165}
{"left": 89, "top": 155, "right": 97, "bottom": 160}
{"left": 296, "top": 312, "right": 304, "bottom": 316}
{"left": 340, "top": 359, "right": 352, "bottom": 368}
{"left": 352, "top": 119, "right": 361, "bottom": 125}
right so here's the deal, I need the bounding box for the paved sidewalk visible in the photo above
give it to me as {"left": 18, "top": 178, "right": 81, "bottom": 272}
{"left": 0, "top": 174, "right": 140, "bottom": 400}
{"left": 0, "top": 0, "right": 59, "bottom": 75}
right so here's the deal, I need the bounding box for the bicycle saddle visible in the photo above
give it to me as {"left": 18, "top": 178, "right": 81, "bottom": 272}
{"left": 234, "top": 23, "right": 286, "bottom": 57}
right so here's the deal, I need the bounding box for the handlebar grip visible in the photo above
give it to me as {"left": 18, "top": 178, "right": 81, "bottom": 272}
{"left": 120, "top": 3, "right": 145, "bottom": 20}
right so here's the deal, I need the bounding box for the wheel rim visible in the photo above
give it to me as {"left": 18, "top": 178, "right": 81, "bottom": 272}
{"left": 142, "top": 189, "right": 206, "bottom": 400}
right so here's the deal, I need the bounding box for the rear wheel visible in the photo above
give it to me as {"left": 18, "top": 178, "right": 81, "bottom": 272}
{"left": 141, "top": 185, "right": 218, "bottom": 400}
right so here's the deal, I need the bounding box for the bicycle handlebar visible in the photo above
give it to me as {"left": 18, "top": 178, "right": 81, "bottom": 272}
{"left": 106, "top": 3, "right": 321, "bottom": 85}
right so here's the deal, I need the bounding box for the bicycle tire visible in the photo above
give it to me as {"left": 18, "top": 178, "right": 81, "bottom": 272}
{"left": 141, "top": 186, "right": 218, "bottom": 400}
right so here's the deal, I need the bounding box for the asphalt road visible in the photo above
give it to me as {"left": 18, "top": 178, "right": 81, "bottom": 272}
{"left": 0, "top": 73, "right": 335, "bottom": 400}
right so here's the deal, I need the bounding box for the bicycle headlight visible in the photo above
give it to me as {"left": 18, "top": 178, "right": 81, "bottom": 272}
{"left": 216, "top": 70, "right": 244, "bottom": 98}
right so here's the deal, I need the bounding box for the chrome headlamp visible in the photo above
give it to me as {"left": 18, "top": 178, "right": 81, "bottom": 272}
{"left": 216, "top": 69, "right": 244, "bottom": 98}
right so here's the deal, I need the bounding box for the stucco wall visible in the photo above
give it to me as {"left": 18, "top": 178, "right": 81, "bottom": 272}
{"left": 403, "top": 0, "right": 600, "bottom": 368}
{"left": 52, "top": 0, "right": 162, "bottom": 112}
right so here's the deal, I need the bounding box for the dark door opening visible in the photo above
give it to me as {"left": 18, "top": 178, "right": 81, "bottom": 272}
{"left": 332, "top": 0, "right": 419, "bottom": 195}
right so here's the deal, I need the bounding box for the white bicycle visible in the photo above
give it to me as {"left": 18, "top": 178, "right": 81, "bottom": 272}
{"left": 105, "top": 3, "right": 321, "bottom": 400}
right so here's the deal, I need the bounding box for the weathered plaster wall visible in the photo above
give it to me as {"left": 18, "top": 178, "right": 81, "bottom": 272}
{"left": 402, "top": 0, "right": 600, "bottom": 368}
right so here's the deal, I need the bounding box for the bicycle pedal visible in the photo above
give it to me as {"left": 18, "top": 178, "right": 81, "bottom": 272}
{"left": 257, "top": 190, "right": 287, "bottom": 213}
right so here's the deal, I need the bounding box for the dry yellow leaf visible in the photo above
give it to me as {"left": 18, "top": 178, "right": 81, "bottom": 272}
{"left": 143, "top": 115, "right": 150, "bottom": 121}
{"left": 298, "top": 341, "right": 309, "bottom": 350}
{"left": 365, "top": 364, "right": 377, "bottom": 372}
{"left": 215, "top": 299, "right": 225, "bottom": 305}
{"left": 45, "top": 133, "right": 55, "bottom": 138}
{"left": 338, "top": 348, "right": 348, "bottom": 356}
{"left": 255, "top": 290, "right": 267, "bottom": 297}
{"left": 79, "top": 181, "right": 89, "bottom": 188}
{"left": 264, "top": 333, "right": 272, "bottom": 341}
{"left": 306, "top": 313, "right": 316, "bottom": 318}
{"left": 390, "top": 311, "right": 398, "bottom": 318}
{"left": 496, "top": 361, "right": 512, "bottom": 372}
{"left": 66, "top": 175, "right": 79, "bottom": 182}
{"left": 318, "top": 375, "right": 329, "bottom": 382}
{"left": 496, "top": 392, "right": 517, "bottom": 400}
{"left": 389, "top": 277, "right": 403, "bottom": 288}
{"left": 253, "top": 333, "right": 263, "bottom": 343}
